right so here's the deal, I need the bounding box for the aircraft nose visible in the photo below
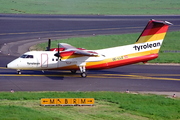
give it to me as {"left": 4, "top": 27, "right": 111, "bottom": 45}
{"left": 6, "top": 63, "right": 11, "bottom": 69}
{"left": 6, "top": 63, "right": 11, "bottom": 68}
{"left": 6, "top": 60, "right": 18, "bottom": 69}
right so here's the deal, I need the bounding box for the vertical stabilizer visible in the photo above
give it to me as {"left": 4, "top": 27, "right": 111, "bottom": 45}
{"left": 134, "top": 19, "right": 172, "bottom": 53}
{"left": 136, "top": 19, "right": 172, "bottom": 43}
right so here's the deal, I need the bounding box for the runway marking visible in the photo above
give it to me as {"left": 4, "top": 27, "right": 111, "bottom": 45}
{"left": 0, "top": 73, "right": 180, "bottom": 81}
{"left": 0, "top": 74, "right": 80, "bottom": 78}
{"left": 132, "top": 73, "right": 180, "bottom": 76}
{"left": 98, "top": 74, "right": 180, "bottom": 81}
{"left": 1, "top": 67, "right": 179, "bottom": 80}
{"left": 3, "top": 25, "right": 179, "bottom": 36}
{"left": 0, "top": 26, "right": 143, "bottom": 36}
{"left": 0, "top": 67, "right": 7, "bottom": 69}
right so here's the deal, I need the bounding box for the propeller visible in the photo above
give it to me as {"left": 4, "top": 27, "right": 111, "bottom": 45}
{"left": 54, "top": 43, "right": 61, "bottom": 60}
{"left": 46, "top": 38, "right": 51, "bottom": 51}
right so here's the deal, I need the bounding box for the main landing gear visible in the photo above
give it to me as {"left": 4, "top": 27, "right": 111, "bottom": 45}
{"left": 79, "top": 65, "right": 87, "bottom": 78}
{"left": 70, "top": 69, "right": 87, "bottom": 78}
{"left": 81, "top": 72, "right": 87, "bottom": 78}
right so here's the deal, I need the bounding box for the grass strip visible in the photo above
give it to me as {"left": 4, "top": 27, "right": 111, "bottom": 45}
{"left": 34, "top": 31, "right": 180, "bottom": 63}
{"left": 0, "top": 0, "right": 180, "bottom": 15}
{"left": 0, "top": 91, "right": 180, "bottom": 120}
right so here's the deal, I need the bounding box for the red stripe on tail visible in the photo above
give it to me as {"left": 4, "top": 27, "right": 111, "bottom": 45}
{"left": 141, "top": 20, "right": 169, "bottom": 36}
{"left": 136, "top": 19, "right": 172, "bottom": 43}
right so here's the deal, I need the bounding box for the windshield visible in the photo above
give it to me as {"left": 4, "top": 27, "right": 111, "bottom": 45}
{"left": 20, "top": 54, "right": 34, "bottom": 58}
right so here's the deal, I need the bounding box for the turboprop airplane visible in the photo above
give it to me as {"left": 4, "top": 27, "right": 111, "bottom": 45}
{"left": 6, "top": 19, "right": 172, "bottom": 78}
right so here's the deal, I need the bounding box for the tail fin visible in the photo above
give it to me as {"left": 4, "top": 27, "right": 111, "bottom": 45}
{"left": 134, "top": 19, "right": 172, "bottom": 53}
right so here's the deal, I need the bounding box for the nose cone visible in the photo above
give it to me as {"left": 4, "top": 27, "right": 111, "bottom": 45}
{"left": 6, "top": 62, "right": 15, "bottom": 69}
{"left": 6, "top": 59, "right": 19, "bottom": 69}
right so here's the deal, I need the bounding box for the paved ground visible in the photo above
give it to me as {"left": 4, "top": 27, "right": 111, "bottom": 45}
{"left": 0, "top": 14, "right": 180, "bottom": 97}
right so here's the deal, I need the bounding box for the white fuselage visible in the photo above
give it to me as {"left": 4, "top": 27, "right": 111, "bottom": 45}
{"left": 6, "top": 40, "right": 162, "bottom": 71}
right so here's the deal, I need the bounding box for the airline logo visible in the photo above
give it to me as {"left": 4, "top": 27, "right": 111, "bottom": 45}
{"left": 133, "top": 42, "right": 161, "bottom": 51}
{"left": 27, "top": 62, "right": 40, "bottom": 65}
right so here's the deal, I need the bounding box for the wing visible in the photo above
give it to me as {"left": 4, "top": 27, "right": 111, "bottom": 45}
{"left": 59, "top": 43, "right": 98, "bottom": 56}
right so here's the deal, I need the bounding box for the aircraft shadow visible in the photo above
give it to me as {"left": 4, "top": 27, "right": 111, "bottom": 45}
{"left": 0, "top": 68, "right": 129, "bottom": 80}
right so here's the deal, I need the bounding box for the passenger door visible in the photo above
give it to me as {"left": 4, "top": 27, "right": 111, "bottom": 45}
{"left": 41, "top": 53, "right": 48, "bottom": 68}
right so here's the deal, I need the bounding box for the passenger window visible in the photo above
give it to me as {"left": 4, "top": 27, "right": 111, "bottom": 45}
{"left": 52, "top": 58, "right": 54, "bottom": 61}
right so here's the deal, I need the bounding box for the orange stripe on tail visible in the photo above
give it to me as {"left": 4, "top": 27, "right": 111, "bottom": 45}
{"left": 136, "top": 19, "right": 172, "bottom": 44}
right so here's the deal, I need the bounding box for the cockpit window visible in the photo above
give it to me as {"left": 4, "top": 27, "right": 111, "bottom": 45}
{"left": 20, "top": 55, "right": 27, "bottom": 58}
{"left": 26, "top": 55, "right": 33, "bottom": 58}
{"left": 20, "top": 54, "right": 33, "bottom": 58}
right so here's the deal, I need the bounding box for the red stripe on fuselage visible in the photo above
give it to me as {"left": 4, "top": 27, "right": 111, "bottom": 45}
{"left": 52, "top": 53, "right": 159, "bottom": 70}
{"left": 86, "top": 53, "right": 158, "bottom": 70}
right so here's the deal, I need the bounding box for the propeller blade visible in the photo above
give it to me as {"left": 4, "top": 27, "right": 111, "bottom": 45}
{"left": 57, "top": 43, "right": 60, "bottom": 59}
{"left": 54, "top": 53, "right": 60, "bottom": 58}
{"left": 54, "top": 43, "right": 61, "bottom": 59}
{"left": 46, "top": 38, "right": 51, "bottom": 51}
{"left": 58, "top": 43, "right": 60, "bottom": 54}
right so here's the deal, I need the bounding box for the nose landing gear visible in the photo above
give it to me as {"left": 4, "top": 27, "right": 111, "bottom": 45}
{"left": 17, "top": 70, "right": 21, "bottom": 75}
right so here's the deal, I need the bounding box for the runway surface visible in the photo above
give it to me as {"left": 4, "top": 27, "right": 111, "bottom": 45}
{"left": 0, "top": 14, "right": 180, "bottom": 92}
{"left": 0, "top": 64, "right": 180, "bottom": 91}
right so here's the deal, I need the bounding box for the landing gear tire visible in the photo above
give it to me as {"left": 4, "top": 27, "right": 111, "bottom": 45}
{"left": 17, "top": 71, "right": 21, "bottom": 75}
{"left": 81, "top": 72, "right": 87, "bottom": 78}
{"left": 70, "top": 70, "right": 77, "bottom": 74}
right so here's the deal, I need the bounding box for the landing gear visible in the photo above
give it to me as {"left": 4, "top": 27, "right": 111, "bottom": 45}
{"left": 79, "top": 65, "right": 87, "bottom": 78}
{"left": 70, "top": 70, "right": 77, "bottom": 74}
{"left": 17, "top": 70, "right": 21, "bottom": 75}
{"left": 81, "top": 72, "right": 87, "bottom": 78}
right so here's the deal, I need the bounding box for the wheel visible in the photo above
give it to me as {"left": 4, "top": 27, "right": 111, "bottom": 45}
{"left": 70, "top": 70, "right": 77, "bottom": 74}
{"left": 17, "top": 71, "right": 21, "bottom": 75}
{"left": 81, "top": 72, "right": 87, "bottom": 78}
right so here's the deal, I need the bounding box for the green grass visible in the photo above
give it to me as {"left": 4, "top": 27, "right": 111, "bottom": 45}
{"left": 0, "top": 91, "right": 180, "bottom": 120}
{"left": 34, "top": 31, "right": 180, "bottom": 63}
{"left": 0, "top": 0, "right": 180, "bottom": 15}
{"left": 0, "top": 105, "right": 54, "bottom": 120}
{"left": 34, "top": 33, "right": 138, "bottom": 50}
{"left": 0, "top": 92, "right": 180, "bottom": 120}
